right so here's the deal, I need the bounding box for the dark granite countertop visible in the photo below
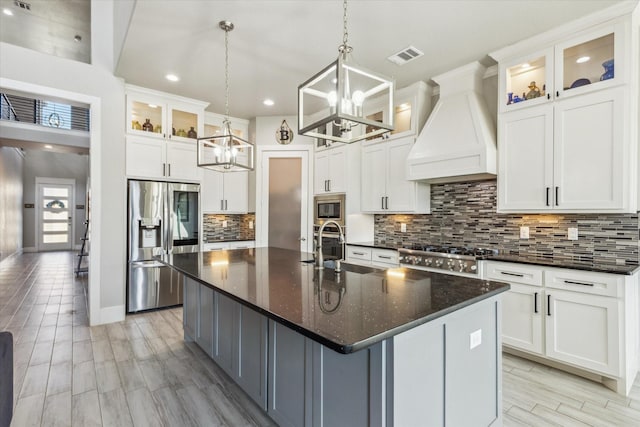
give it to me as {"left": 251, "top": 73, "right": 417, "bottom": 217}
{"left": 158, "top": 247, "right": 509, "bottom": 354}
{"left": 487, "top": 254, "right": 640, "bottom": 275}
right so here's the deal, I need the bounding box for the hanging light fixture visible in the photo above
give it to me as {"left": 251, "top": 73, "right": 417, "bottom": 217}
{"left": 298, "top": 0, "right": 394, "bottom": 144}
{"left": 198, "top": 21, "right": 254, "bottom": 172}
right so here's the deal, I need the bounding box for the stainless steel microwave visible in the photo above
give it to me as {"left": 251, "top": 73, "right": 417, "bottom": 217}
{"left": 314, "top": 194, "right": 345, "bottom": 226}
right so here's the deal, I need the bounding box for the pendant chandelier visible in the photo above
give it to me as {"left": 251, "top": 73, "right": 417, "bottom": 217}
{"left": 198, "top": 21, "right": 254, "bottom": 172}
{"left": 298, "top": 0, "right": 394, "bottom": 144}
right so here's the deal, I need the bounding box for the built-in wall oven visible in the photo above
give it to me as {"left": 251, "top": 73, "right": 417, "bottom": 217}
{"left": 313, "top": 194, "right": 346, "bottom": 260}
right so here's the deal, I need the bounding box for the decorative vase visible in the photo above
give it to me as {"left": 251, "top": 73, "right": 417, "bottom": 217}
{"left": 132, "top": 120, "right": 142, "bottom": 130}
{"left": 142, "top": 118, "right": 153, "bottom": 132}
{"left": 155, "top": 125, "right": 162, "bottom": 134}
{"left": 187, "top": 126, "right": 197, "bottom": 138}
{"left": 600, "top": 59, "right": 614, "bottom": 81}
{"left": 177, "top": 129, "right": 187, "bottom": 137}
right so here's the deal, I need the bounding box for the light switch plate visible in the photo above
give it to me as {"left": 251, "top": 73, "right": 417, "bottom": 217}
{"left": 249, "top": 221, "right": 254, "bottom": 229}
{"left": 520, "top": 226, "right": 529, "bottom": 239}
{"left": 568, "top": 227, "right": 578, "bottom": 240}
{"left": 470, "top": 329, "right": 482, "bottom": 350}
{"left": 223, "top": 220, "right": 228, "bottom": 228}
{"left": 400, "top": 223, "right": 407, "bottom": 233}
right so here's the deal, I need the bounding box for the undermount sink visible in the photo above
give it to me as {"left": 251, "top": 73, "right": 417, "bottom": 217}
{"left": 301, "top": 259, "right": 384, "bottom": 274}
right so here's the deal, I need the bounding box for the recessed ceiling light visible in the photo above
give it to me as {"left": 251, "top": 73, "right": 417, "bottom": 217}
{"left": 44, "top": 144, "right": 53, "bottom": 149}
{"left": 148, "top": 104, "right": 157, "bottom": 108}
{"left": 263, "top": 99, "right": 274, "bottom": 106}
{"left": 2, "top": 8, "right": 13, "bottom": 15}
{"left": 576, "top": 56, "right": 590, "bottom": 64}
{"left": 165, "top": 74, "right": 179, "bottom": 82}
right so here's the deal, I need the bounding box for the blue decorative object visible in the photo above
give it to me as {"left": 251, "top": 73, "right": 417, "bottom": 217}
{"left": 570, "top": 78, "right": 591, "bottom": 89}
{"left": 507, "top": 92, "right": 513, "bottom": 105}
{"left": 512, "top": 95, "right": 522, "bottom": 103}
{"left": 600, "top": 59, "right": 614, "bottom": 81}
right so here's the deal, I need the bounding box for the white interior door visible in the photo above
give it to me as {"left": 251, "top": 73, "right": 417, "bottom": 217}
{"left": 37, "top": 179, "right": 75, "bottom": 251}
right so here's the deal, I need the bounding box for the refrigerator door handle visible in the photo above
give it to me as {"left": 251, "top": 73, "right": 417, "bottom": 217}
{"left": 165, "top": 182, "right": 173, "bottom": 254}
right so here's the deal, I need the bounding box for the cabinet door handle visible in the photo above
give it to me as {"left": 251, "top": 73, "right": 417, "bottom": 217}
{"left": 385, "top": 196, "right": 389, "bottom": 210}
{"left": 353, "top": 251, "right": 366, "bottom": 256}
{"left": 556, "top": 90, "right": 560, "bottom": 97}
{"left": 500, "top": 271, "right": 524, "bottom": 277}
{"left": 546, "top": 187, "right": 550, "bottom": 206}
{"left": 328, "top": 180, "right": 331, "bottom": 192}
{"left": 547, "top": 94, "right": 550, "bottom": 100}
{"left": 547, "top": 294, "right": 551, "bottom": 316}
{"left": 564, "top": 280, "right": 594, "bottom": 287}
{"left": 163, "top": 163, "right": 166, "bottom": 176}
{"left": 377, "top": 255, "right": 392, "bottom": 259}
{"left": 168, "top": 163, "right": 171, "bottom": 177}
{"left": 555, "top": 186, "right": 559, "bottom": 206}
{"left": 381, "top": 197, "right": 385, "bottom": 210}
{"left": 225, "top": 200, "right": 228, "bottom": 210}
{"left": 221, "top": 200, "right": 224, "bottom": 210}
{"left": 534, "top": 292, "right": 538, "bottom": 314}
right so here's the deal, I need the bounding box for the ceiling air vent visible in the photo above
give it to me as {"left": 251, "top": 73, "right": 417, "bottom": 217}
{"left": 387, "top": 46, "right": 424, "bottom": 66}
{"left": 14, "top": 0, "right": 31, "bottom": 11}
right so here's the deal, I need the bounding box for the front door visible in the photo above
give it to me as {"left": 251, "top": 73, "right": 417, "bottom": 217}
{"left": 37, "top": 180, "right": 74, "bottom": 251}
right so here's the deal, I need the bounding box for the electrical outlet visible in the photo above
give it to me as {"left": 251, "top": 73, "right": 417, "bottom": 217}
{"left": 223, "top": 220, "right": 228, "bottom": 228}
{"left": 400, "top": 223, "right": 407, "bottom": 233}
{"left": 520, "top": 226, "right": 529, "bottom": 239}
{"left": 470, "top": 329, "right": 482, "bottom": 350}
{"left": 249, "top": 220, "right": 253, "bottom": 230}
{"left": 568, "top": 227, "right": 578, "bottom": 240}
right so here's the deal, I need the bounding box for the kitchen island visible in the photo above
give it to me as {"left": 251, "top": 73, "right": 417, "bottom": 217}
{"left": 159, "top": 247, "right": 510, "bottom": 427}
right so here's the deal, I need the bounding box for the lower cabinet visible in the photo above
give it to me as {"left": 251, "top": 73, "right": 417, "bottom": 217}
{"left": 183, "top": 278, "right": 268, "bottom": 409}
{"left": 486, "top": 261, "right": 635, "bottom": 394}
{"left": 345, "top": 245, "right": 399, "bottom": 268}
{"left": 184, "top": 276, "right": 502, "bottom": 425}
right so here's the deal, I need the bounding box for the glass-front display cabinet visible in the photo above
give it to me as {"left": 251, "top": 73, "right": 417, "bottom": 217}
{"left": 498, "top": 23, "right": 622, "bottom": 112}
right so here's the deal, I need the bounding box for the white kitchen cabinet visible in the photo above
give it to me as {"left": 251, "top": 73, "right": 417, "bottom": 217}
{"left": 125, "top": 85, "right": 207, "bottom": 182}
{"left": 486, "top": 260, "right": 637, "bottom": 394}
{"left": 492, "top": 8, "right": 638, "bottom": 213}
{"left": 345, "top": 245, "right": 398, "bottom": 268}
{"left": 361, "top": 137, "right": 430, "bottom": 213}
{"left": 545, "top": 288, "right": 619, "bottom": 377}
{"left": 314, "top": 145, "right": 347, "bottom": 194}
{"left": 203, "top": 241, "right": 255, "bottom": 251}
{"left": 202, "top": 170, "right": 248, "bottom": 213}
{"left": 362, "top": 81, "right": 430, "bottom": 143}
{"left": 498, "top": 87, "right": 626, "bottom": 211}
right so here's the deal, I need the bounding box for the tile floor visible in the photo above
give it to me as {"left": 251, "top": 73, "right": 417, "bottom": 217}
{"left": 1, "top": 251, "right": 640, "bottom": 426}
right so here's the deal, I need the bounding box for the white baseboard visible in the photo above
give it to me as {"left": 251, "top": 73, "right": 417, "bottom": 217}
{"left": 23, "top": 247, "right": 36, "bottom": 253}
{"left": 93, "top": 304, "right": 125, "bottom": 326}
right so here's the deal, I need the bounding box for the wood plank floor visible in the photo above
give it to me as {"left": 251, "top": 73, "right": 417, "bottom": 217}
{"left": 1, "top": 251, "right": 640, "bottom": 426}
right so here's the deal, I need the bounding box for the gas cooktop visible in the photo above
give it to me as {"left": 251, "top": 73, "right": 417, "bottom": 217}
{"left": 398, "top": 245, "right": 499, "bottom": 275}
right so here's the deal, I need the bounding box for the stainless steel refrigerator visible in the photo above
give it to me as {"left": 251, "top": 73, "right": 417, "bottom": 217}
{"left": 127, "top": 180, "right": 200, "bottom": 313}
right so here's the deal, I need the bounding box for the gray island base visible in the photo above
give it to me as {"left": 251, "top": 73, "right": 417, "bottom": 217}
{"left": 159, "top": 248, "right": 509, "bottom": 427}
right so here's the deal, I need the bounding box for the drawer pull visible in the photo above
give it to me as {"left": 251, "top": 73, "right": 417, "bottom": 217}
{"left": 534, "top": 292, "right": 538, "bottom": 314}
{"left": 353, "top": 251, "right": 366, "bottom": 256}
{"left": 377, "top": 255, "right": 392, "bottom": 259}
{"left": 500, "top": 271, "right": 524, "bottom": 278}
{"left": 547, "top": 295, "right": 551, "bottom": 316}
{"left": 564, "top": 280, "right": 594, "bottom": 287}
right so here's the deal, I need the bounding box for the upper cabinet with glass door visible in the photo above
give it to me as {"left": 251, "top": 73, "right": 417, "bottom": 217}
{"left": 202, "top": 111, "right": 250, "bottom": 163}
{"left": 361, "top": 81, "right": 430, "bottom": 144}
{"left": 495, "top": 20, "right": 625, "bottom": 113}
{"left": 126, "top": 84, "right": 208, "bottom": 143}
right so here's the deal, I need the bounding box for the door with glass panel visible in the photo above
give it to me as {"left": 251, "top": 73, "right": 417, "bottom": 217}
{"left": 38, "top": 182, "right": 74, "bottom": 251}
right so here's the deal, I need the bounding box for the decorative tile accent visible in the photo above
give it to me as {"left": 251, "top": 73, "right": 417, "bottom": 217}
{"left": 374, "top": 180, "right": 639, "bottom": 266}
{"left": 203, "top": 213, "right": 255, "bottom": 242}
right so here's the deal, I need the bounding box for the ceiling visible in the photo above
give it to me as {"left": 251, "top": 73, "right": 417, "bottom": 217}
{"left": 0, "top": 0, "right": 629, "bottom": 121}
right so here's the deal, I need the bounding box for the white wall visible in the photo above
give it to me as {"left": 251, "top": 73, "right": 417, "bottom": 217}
{"left": 0, "top": 146, "right": 23, "bottom": 262}
{"left": 22, "top": 150, "right": 89, "bottom": 250}
{"left": 0, "top": 0, "right": 127, "bottom": 324}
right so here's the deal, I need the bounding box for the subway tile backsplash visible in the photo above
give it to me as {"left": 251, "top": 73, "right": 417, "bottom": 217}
{"left": 203, "top": 213, "right": 255, "bottom": 242}
{"left": 374, "top": 180, "right": 639, "bottom": 266}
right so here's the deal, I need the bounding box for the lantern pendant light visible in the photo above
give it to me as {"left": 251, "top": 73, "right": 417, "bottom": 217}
{"left": 198, "top": 21, "right": 255, "bottom": 172}
{"left": 298, "top": 0, "right": 395, "bottom": 144}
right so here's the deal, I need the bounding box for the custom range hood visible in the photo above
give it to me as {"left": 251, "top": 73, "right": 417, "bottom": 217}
{"left": 406, "top": 61, "right": 496, "bottom": 183}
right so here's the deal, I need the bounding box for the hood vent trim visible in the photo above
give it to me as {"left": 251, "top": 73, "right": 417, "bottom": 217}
{"left": 406, "top": 61, "right": 497, "bottom": 184}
